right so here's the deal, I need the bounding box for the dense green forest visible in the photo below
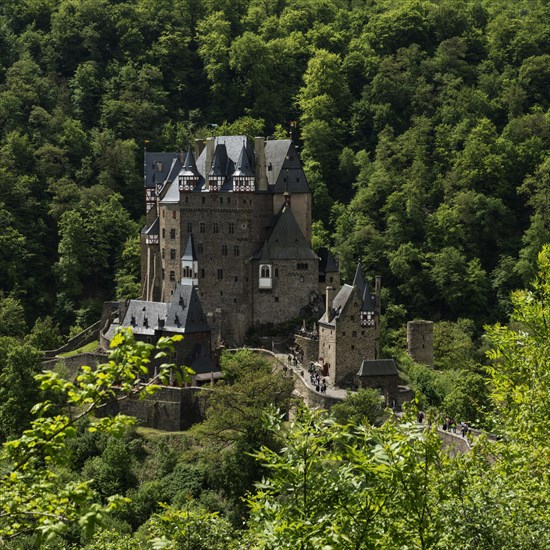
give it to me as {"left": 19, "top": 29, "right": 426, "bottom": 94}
{"left": 0, "top": 0, "right": 548, "bottom": 335}
{"left": 0, "top": 0, "right": 549, "bottom": 546}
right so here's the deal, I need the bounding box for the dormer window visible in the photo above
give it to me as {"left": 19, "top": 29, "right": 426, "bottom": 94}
{"left": 233, "top": 176, "right": 255, "bottom": 192}
{"left": 361, "top": 311, "right": 375, "bottom": 327}
{"left": 179, "top": 175, "right": 198, "bottom": 191}
{"left": 209, "top": 176, "right": 224, "bottom": 191}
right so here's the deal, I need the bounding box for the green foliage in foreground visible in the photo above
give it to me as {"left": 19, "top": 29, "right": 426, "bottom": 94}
{"left": 0, "top": 329, "right": 185, "bottom": 544}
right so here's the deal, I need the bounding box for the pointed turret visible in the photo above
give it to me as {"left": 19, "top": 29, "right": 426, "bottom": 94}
{"left": 181, "top": 235, "right": 199, "bottom": 287}
{"left": 232, "top": 143, "right": 255, "bottom": 192}
{"left": 178, "top": 148, "right": 200, "bottom": 191}
{"left": 352, "top": 264, "right": 366, "bottom": 296}
{"left": 208, "top": 144, "right": 228, "bottom": 191}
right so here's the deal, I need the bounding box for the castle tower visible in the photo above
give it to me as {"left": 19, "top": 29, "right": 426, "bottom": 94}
{"left": 407, "top": 320, "right": 434, "bottom": 366}
{"left": 318, "top": 264, "right": 381, "bottom": 387}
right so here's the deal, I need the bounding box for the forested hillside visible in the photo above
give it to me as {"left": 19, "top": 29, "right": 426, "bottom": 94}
{"left": 0, "top": 0, "right": 549, "bottom": 334}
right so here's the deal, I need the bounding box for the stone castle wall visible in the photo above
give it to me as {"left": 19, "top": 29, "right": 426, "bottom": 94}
{"left": 253, "top": 259, "right": 319, "bottom": 326}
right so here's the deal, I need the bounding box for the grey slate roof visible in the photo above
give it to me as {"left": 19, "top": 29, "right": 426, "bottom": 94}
{"left": 266, "top": 139, "right": 311, "bottom": 194}
{"left": 120, "top": 284, "right": 209, "bottom": 335}
{"left": 121, "top": 300, "right": 168, "bottom": 336}
{"left": 209, "top": 143, "right": 231, "bottom": 176}
{"left": 254, "top": 205, "right": 318, "bottom": 261}
{"left": 142, "top": 217, "right": 159, "bottom": 236}
{"left": 233, "top": 143, "right": 254, "bottom": 177}
{"left": 144, "top": 152, "right": 180, "bottom": 188}
{"left": 318, "top": 284, "right": 355, "bottom": 326}
{"left": 165, "top": 284, "right": 210, "bottom": 333}
{"left": 352, "top": 264, "right": 366, "bottom": 297}
{"left": 181, "top": 234, "right": 197, "bottom": 261}
{"left": 318, "top": 248, "right": 339, "bottom": 275}
{"left": 196, "top": 136, "right": 251, "bottom": 178}
{"left": 182, "top": 148, "right": 199, "bottom": 176}
{"left": 357, "top": 359, "right": 399, "bottom": 377}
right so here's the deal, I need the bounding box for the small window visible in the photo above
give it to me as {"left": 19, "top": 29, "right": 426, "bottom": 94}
{"left": 234, "top": 276, "right": 238, "bottom": 282}
{"left": 182, "top": 266, "right": 192, "bottom": 278}
{"left": 185, "top": 196, "right": 189, "bottom": 203}
{"left": 351, "top": 316, "right": 355, "bottom": 322}
{"left": 228, "top": 222, "right": 235, "bottom": 234}
{"left": 172, "top": 210, "right": 176, "bottom": 219}
{"left": 170, "top": 228, "right": 176, "bottom": 239}
{"left": 342, "top": 332, "right": 346, "bottom": 336}
{"left": 329, "top": 276, "right": 333, "bottom": 282}
{"left": 187, "top": 222, "right": 192, "bottom": 233}
{"left": 220, "top": 291, "right": 223, "bottom": 296}
{"left": 260, "top": 265, "right": 271, "bottom": 278}
{"left": 268, "top": 163, "right": 273, "bottom": 171}
{"left": 170, "top": 249, "right": 176, "bottom": 260}
{"left": 217, "top": 269, "right": 223, "bottom": 280}
{"left": 297, "top": 263, "right": 308, "bottom": 270}
{"left": 197, "top": 243, "right": 203, "bottom": 254}
{"left": 200, "top": 222, "right": 206, "bottom": 233}
{"left": 351, "top": 345, "right": 355, "bottom": 350}
{"left": 202, "top": 196, "right": 206, "bottom": 204}
{"left": 352, "top": 331, "right": 357, "bottom": 337}
{"left": 213, "top": 222, "right": 219, "bottom": 234}
{"left": 234, "top": 245, "right": 239, "bottom": 256}
{"left": 169, "top": 270, "right": 175, "bottom": 281}
{"left": 220, "top": 196, "right": 223, "bottom": 204}
{"left": 162, "top": 210, "right": 165, "bottom": 218}
{"left": 275, "top": 268, "right": 279, "bottom": 277}
{"left": 162, "top": 268, "right": 165, "bottom": 280}
{"left": 275, "top": 297, "right": 279, "bottom": 302}
{"left": 161, "top": 248, "right": 165, "bottom": 259}
{"left": 222, "top": 244, "right": 228, "bottom": 256}
{"left": 361, "top": 331, "right": 365, "bottom": 336}
{"left": 201, "top": 268, "right": 205, "bottom": 278}
{"left": 162, "top": 228, "right": 166, "bottom": 238}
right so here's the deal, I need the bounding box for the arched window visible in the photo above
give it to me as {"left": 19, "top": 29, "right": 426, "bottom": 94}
{"left": 182, "top": 266, "right": 193, "bottom": 278}
{"left": 259, "top": 264, "right": 272, "bottom": 289}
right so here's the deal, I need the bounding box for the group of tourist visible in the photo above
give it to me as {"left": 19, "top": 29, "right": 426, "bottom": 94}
{"left": 416, "top": 412, "right": 471, "bottom": 437}
{"left": 307, "top": 363, "right": 327, "bottom": 393}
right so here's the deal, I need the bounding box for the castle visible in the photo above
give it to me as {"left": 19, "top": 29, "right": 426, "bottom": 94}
{"left": 132, "top": 135, "right": 386, "bottom": 387}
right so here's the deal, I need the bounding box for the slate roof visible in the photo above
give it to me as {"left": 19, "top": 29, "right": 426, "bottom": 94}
{"left": 165, "top": 284, "right": 210, "bottom": 333}
{"left": 181, "top": 234, "right": 197, "bottom": 261}
{"left": 154, "top": 136, "right": 310, "bottom": 201}
{"left": 253, "top": 205, "right": 318, "bottom": 261}
{"left": 357, "top": 359, "right": 399, "bottom": 377}
{"left": 120, "top": 284, "right": 209, "bottom": 335}
{"left": 181, "top": 148, "right": 199, "bottom": 176}
{"left": 265, "top": 139, "right": 311, "bottom": 194}
{"left": 142, "top": 217, "right": 159, "bottom": 236}
{"left": 196, "top": 136, "right": 251, "bottom": 178}
{"left": 318, "top": 247, "right": 339, "bottom": 275}
{"left": 233, "top": 143, "right": 254, "bottom": 177}
{"left": 352, "top": 264, "right": 376, "bottom": 312}
{"left": 318, "top": 284, "right": 355, "bottom": 326}
{"left": 144, "top": 152, "right": 180, "bottom": 188}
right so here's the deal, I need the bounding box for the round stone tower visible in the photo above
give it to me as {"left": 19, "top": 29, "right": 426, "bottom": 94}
{"left": 407, "top": 320, "right": 434, "bottom": 367}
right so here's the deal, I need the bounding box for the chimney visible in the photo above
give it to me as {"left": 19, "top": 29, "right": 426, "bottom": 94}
{"left": 325, "top": 286, "right": 335, "bottom": 319}
{"left": 179, "top": 150, "right": 184, "bottom": 163}
{"left": 205, "top": 137, "right": 215, "bottom": 190}
{"left": 194, "top": 138, "right": 205, "bottom": 159}
{"left": 375, "top": 275, "right": 382, "bottom": 315}
{"left": 254, "top": 137, "right": 267, "bottom": 191}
